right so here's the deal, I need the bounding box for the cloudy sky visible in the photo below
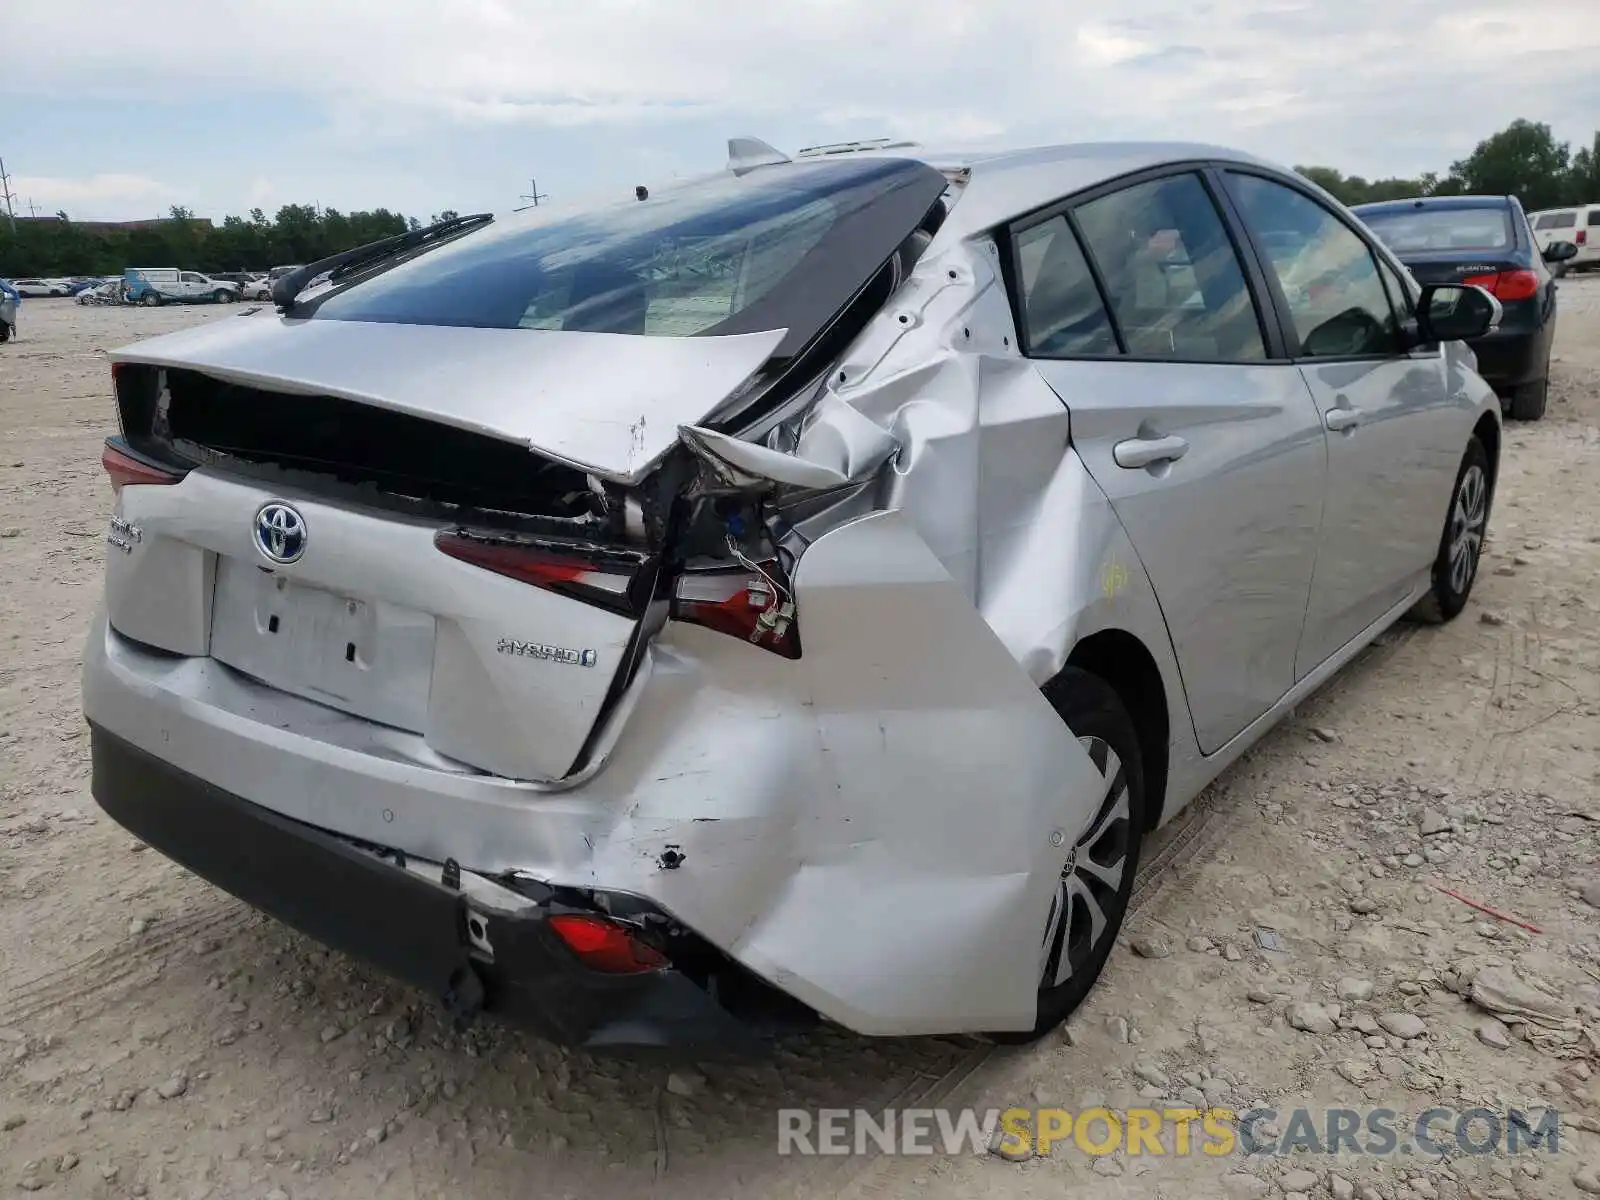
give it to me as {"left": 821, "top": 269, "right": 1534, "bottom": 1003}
{"left": 3, "top": 0, "right": 1596, "bottom": 222}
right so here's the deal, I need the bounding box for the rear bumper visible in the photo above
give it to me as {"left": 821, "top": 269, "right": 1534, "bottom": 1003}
{"left": 82, "top": 504, "right": 1106, "bottom": 1038}
{"left": 1467, "top": 324, "right": 1548, "bottom": 390}
{"left": 88, "top": 724, "right": 768, "bottom": 1052}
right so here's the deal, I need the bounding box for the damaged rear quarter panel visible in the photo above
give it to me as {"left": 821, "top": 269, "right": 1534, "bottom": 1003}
{"left": 589, "top": 510, "right": 1104, "bottom": 1035}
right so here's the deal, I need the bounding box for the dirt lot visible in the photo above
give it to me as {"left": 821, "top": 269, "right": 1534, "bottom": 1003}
{"left": 2, "top": 287, "right": 1599, "bottom": 1200}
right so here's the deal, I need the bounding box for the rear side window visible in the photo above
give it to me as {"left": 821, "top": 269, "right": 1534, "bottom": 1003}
{"left": 1589, "top": 210, "right": 1600, "bottom": 227}
{"left": 1011, "top": 215, "right": 1119, "bottom": 356}
{"left": 1073, "top": 173, "right": 1266, "bottom": 361}
{"left": 1536, "top": 212, "right": 1576, "bottom": 230}
{"left": 1228, "top": 174, "right": 1402, "bottom": 358}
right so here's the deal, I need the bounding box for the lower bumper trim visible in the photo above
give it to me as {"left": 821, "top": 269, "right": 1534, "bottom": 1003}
{"left": 87, "top": 725, "right": 767, "bottom": 1053}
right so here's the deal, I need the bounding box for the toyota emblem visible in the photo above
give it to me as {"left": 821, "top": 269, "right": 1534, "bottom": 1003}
{"left": 254, "top": 502, "right": 307, "bottom": 564}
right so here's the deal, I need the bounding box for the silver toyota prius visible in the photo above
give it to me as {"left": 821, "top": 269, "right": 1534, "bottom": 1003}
{"left": 82, "top": 138, "right": 1503, "bottom": 1049}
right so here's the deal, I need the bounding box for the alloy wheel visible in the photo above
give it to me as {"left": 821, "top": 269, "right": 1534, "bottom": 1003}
{"left": 1448, "top": 464, "right": 1487, "bottom": 595}
{"left": 1040, "top": 735, "right": 1132, "bottom": 989}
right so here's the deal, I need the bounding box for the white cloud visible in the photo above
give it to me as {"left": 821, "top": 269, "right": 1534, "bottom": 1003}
{"left": 8, "top": 173, "right": 174, "bottom": 219}
{"left": 2, "top": 0, "right": 1596, "bottom": 203}
{"left": 1076, "top": 25, "right": 1155, "bottom": 65}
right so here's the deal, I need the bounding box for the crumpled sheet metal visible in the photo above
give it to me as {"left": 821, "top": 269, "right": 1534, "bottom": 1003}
{"left": 744, "top": 236, "right": 1171, "bottom": 691}
{"left": 577, "top": 508, "right": 1105, "bottom": 1034}
{"left": 561, "top": 240, "right": 1181, "bottom": 1033}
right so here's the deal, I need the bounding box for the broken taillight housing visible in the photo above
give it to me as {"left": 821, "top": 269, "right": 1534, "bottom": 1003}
{"left": 434, "top": 529, "right": 655, "bottom": 617}
{"left": 546, "top": 914, "right": 669, "bottom": 974}
{"left": 102, "top": 440, "right": 183, "bottom": 495}
{"left": 671, "top": 556, "right": 800, "bottom": 659}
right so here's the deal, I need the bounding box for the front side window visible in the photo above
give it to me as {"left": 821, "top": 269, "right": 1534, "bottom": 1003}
{"left": 1012, "top": 215, "right": 1119, "bottom": 357}
{"left": 1073, "top": 173, "right": 1266, "bottom": 361}
{"left": 1589, "top": 210, "right": 1600, "bottom": 227}
{"left": 1229, "top": 174, "right": 1401, "bottom": 358}
{"left": 1377, "top": 257, "right": 1416, "bottom": 321}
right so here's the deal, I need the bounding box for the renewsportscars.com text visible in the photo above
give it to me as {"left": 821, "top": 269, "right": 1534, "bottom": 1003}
{"left": 776, "top": 1106, "right": 1561, "bottom": 1158}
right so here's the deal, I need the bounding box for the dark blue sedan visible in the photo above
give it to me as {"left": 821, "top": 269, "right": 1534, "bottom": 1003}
{"left": 1354, "top": 195, "right": 1578, "bottom": 421}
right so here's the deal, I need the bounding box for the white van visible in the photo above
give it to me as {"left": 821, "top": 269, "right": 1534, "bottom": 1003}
{"left": 123, "top": 268, "right": 241, "bottom": 306}
{"left": 1528, "top": 205, "right": 1600, "bottom": 271}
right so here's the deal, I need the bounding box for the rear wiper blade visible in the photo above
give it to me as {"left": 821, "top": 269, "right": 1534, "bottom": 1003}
{"left": 272, "top": 212, "right": 495, "bottom": 311}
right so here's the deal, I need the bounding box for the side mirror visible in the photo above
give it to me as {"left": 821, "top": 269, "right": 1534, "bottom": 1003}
{"left": 1542, "top": 240, "right": 1579, "bottom": 263}
{"left": 1417, "top": 283, "right": 1501, "bottom": 343}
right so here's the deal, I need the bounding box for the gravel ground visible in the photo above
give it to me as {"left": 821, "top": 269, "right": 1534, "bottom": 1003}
{"left": 2, "top": 284, "right": 1599, "bottom": 1199}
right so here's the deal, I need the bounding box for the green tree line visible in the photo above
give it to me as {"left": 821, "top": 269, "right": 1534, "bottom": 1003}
{"left": 3, "top": 118, "right": 1597, "bottom": 278}
{"left": 0, "top": 203, "right": 414, "bottom": 278}
{"left": 1296, "top": 120, "right": 1599, "bottom": 211}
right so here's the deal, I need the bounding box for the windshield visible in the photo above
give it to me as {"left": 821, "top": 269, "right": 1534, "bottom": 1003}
{"left": 306, "top": 157, "right": 947, "bottom": 359}
{"left": 1358, "top": 206, "right": 1513, "bottom": 253}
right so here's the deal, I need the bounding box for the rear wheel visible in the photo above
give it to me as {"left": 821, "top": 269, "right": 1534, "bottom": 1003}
{"left": 1507, "top": 372, "right": 1548, "bottom": 421}
{"left": 994, "top": 666, "right": 1146, "bottom": 1042}
{"left": 213, "top": 289, "right": 233, "bottom": 303}
{"left": 0, "top": 321, "right": 10, "bottom": 344}
{"left": 1410, "top": 436, "right": 1491, "bottom": 624}
{"left": 140, "top": 291, "right": 162, "bottom": 307}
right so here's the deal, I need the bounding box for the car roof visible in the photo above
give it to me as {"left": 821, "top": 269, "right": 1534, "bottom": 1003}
{"left": 1352, "top": 195, "right": 1511, "bottom": 214}
{"left": 743, "top": 140, "right": 1292, "bottom": 245}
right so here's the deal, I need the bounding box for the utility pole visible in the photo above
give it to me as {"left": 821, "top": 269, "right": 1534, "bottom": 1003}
{"left": 0, "top": 157, "right": 17, "bottom": 233}
{"left": 25, "top": 198, "right": 39, "bottom": 219}
{"left": 517, "top": 178, "right": 549, "bottom": 209}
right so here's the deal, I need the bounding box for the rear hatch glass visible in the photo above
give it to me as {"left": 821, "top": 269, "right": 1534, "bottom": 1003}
{"left": 299, "top": 156, "right": 948, "bottom": 362}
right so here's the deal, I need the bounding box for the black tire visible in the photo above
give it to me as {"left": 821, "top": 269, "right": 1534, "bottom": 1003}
{"left": 213, "top": 289, "right": 232, "bottom": 303}
{"left": 1410, "top": 436, "right": 1491, "bottom": 624}
{"left": 0, "top": 321, "right": 10, "bottom": 344}
{"left": 992, "top": 666, "right": 1147, "bottom": 1042}
{"left": 140, "top": 291, "right": 162, "bottom": 307}
{"left": 1507, "top": 373, "right": 1547, "bottom": 421}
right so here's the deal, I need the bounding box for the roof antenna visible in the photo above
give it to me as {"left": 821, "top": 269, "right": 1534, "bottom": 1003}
{"left": 726, "top": 137, "right": 791, "bottom": 175}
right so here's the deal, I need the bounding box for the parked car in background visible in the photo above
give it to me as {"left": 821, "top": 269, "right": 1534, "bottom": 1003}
{"left": 11, "top": 278, "right": 70, "bottom": 297}
{"left": 86, "top": 139, "right": 1509, "bottom": 1048}
{"left": 1354, "top": 195, "right": 1576, "bottom": 421}
{"left": 1528, "top": 204, "right": 1600, "bottom": 273}
{"left": 0, "top": 279, "right": 18, "bottom": 342}
{"left": 77, "top": 279, "right": 126, "bottom": 306}
{"left": 241, "top": 274, "right": 273, "bottom": 300}
{"left": 123, "top": 268, "right": 242, "bottom": 306}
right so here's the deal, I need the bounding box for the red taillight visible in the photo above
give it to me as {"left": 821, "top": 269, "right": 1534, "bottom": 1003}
{"left": 102, "top": 441, "right": 182, "bottom": 496}
{"left": 672, "top": 559, "right": 800, "bottom": 658}
{"left": 546, "top": 914, "right": 668, "bottom": 974}
{"left": 1577, "top": 229, "right": 1587, "bottom": 246}
{"left": 1492, "top": 269, "right": 1538, "bottom": 301}
{"left": 1461, "top": 270, "right": 1538, "bottom": 302}
{"left": 434, "top": 529, "right": 652, "bottom": 616}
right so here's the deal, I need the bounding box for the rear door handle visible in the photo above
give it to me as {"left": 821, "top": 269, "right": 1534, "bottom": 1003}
{"left": 1324, "top": 406, "right": 1365, "bottom": 432}
{"left": 1113, "top": 434, "right": 1190, "bottom": 469}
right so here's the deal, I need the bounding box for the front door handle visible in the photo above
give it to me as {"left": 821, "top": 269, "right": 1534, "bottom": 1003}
{"left": 1324, "top": 405, "right": 1365, "bottom": 433}
{"left": 1113, "top": 434, "right": 1190, "bottom": 469}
